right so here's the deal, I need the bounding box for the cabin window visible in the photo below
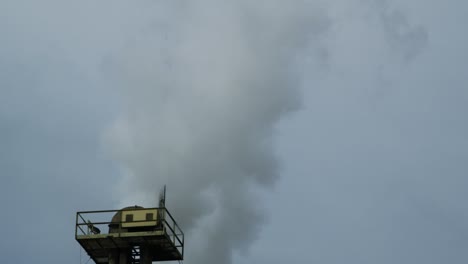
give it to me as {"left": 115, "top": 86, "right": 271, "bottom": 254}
{"left": 146, "top": 213, "right": 153, "bottom": 220}
{"left": 125, "top": 214, "right": 133, "bottom": 222}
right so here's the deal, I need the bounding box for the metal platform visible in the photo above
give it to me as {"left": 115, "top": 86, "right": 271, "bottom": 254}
{"left": 76, "top": 208, "right": 184, "bottom": 264}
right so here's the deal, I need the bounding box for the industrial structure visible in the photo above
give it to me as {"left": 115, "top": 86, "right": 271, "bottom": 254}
{"left": 75, "top": 189, "right": 184, "bottom": 264}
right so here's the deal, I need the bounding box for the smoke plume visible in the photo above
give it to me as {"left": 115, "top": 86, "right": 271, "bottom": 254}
{"left": 103, "top": 1, "right": 426, "bottom": 263}
{"left": 104, "top": 1, "right": 328, "bottom": 263}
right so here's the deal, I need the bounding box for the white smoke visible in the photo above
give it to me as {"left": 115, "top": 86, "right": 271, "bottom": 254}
{"left": 102, "top": 1, "right": 426, "bottom": 263}
{"left": 103, "top": 1, "right": 328, "bottom": 263}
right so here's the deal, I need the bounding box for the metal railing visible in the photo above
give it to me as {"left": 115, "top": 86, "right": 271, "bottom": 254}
{"left": 75, "top": 207, "right": 184, "bottom": 257}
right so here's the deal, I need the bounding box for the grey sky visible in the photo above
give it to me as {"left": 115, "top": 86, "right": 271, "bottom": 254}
{"left": 1, "top": 1, "right": 468, "bottom": 264}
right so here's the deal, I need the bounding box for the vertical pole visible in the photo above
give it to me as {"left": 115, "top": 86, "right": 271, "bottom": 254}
{"left": 164, "top": 185, "right": 166, "bottom": 207}
{"left": 75, "top": 213, "right": 78, "bottom": 238}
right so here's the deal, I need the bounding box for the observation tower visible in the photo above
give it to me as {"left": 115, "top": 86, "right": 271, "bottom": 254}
{"left": 75, "top": 189, "right": 184, "bottom": 264}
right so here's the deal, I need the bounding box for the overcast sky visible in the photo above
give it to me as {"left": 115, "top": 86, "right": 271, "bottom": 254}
{"left": 1, "top": 1, "right": 468, "bottom": 264}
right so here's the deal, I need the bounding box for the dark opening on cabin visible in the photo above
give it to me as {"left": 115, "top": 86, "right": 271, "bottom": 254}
{"left": 146, "top": 213, "right": 153, "bottom": 220}
{"left": 126, "top": 214, "right": 133, "bottom": 222}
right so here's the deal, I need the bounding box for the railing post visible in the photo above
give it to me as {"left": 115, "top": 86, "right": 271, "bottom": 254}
{"left": 173, "top": 222, "right": 176, "bottom": 244}
{"left": 75, "top": 213, "right": 78, "bottom": 238}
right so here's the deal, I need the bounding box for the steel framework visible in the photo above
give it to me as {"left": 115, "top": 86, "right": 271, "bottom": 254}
{"left": 76, "top": 207, "right": 184, "bottom": 264}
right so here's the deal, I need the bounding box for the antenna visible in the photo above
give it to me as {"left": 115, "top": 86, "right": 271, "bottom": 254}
{"left": 159, "top": 185, "right": 166, "bottom": 208}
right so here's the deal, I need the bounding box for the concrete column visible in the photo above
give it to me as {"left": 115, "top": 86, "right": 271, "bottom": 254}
{"left": 108, "top": 249, "right": 119, "bottom": 264}
{"left": 119, "top": 249, "right": 129, "bottom": 264}
{"left": 109, "top": 249, "right": 130, "bottom": 264}
{"left": 140, "top": 246, "right": 153, "bottom": 264}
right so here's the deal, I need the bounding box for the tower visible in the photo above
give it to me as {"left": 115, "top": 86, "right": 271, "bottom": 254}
{"left": 75, "top": 193, "right": 184, "bottom": 264}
